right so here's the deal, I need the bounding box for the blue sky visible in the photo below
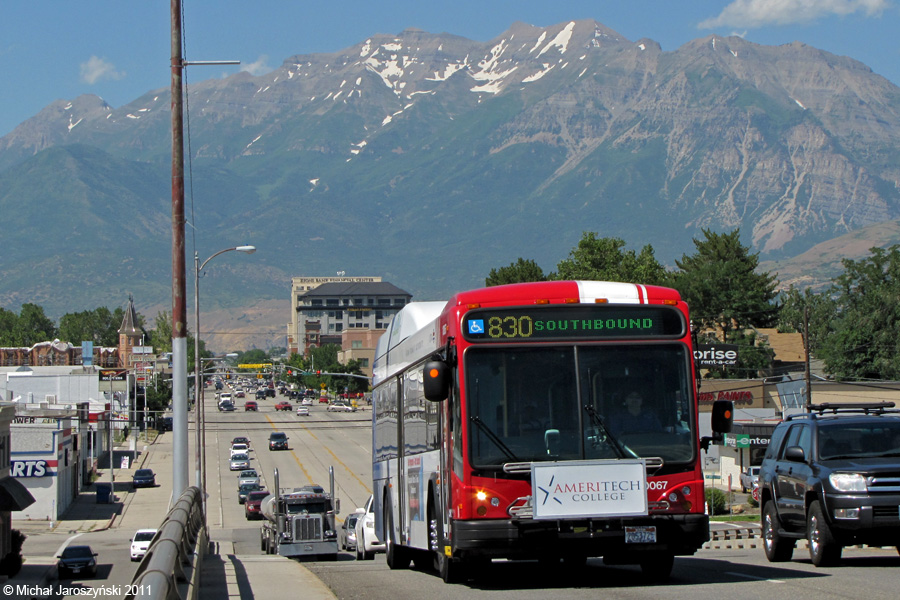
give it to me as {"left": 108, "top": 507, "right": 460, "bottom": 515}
{"left": 1, "top": 0, "right": 897, "bottom": 137}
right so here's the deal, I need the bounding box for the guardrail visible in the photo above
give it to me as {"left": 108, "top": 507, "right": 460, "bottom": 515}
{"left": 125, "top": 486, "right": 206, "bottom": 600}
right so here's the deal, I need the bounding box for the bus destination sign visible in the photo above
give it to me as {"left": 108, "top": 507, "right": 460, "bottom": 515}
{"left": 462, "top": 305, "right": 684, "bottom": 342}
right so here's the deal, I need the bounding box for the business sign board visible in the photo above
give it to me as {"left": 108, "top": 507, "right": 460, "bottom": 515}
{"left": 695, "top": 344, "right": 739, "bottom": 367}
{"left": 531, "top": 459, "right": 648, "bottom": 520}
{"left": 99, "top": 370, "right": 127, "bottom": 382}
{"left": 724, "top": 433, "right": 771, "bottom": 448}
{"left": 11, "top": 459, "right": 56, "bottom": 477}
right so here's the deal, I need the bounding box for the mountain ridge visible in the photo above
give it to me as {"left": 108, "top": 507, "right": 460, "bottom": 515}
{"left": 1, "top": 19, "right": 899, "bottom": 351}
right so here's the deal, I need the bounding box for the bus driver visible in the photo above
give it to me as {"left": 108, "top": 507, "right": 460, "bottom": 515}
{"left": 610, "top": 391, "right": 662, "bottom": 433}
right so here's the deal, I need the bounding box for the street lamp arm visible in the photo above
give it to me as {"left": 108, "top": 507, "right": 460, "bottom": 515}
{"left": 198, "top": 245, "right": 256, "bottom": 273}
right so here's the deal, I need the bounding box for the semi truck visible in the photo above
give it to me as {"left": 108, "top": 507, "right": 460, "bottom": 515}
{"left": 259, "top": 467, "right": 340, "bottom": 560}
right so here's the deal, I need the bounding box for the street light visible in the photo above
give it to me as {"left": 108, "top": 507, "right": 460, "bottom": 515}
{"left": 193, "top": 245, "right": 255, "bottom": 520}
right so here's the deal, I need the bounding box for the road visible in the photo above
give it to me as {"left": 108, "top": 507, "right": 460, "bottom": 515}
{"left": 20, "top": 385, "right": 900, "bottom": 599}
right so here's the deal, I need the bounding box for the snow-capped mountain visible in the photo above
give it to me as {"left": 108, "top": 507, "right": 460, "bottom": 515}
{"left": 1, "top": 19, "right": 900, "bottom": 331}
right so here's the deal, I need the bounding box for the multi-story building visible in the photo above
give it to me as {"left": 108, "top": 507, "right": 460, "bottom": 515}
{"left": 289, "top": 277, "right": 412, "bottom": 358}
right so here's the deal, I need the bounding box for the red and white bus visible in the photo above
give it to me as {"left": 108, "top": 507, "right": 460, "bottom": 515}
{"left": 371, "top": 281, "right": 732, "bottom": 582}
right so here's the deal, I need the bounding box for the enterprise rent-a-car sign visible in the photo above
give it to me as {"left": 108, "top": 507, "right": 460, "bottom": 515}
{"left": 694, "top": 344, "right": 739, "bottom": 367}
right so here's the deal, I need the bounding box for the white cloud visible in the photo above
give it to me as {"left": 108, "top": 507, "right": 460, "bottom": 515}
{"left": 79, "top": 55, "right": 125, "bottom": 84}
{"left": 698, "top": 0, "right": 888, "bottom": 29}
{"left": 241, "top": 55, "right": 272, "bottom": 76}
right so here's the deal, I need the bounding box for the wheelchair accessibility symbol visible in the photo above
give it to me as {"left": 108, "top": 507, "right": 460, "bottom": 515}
{"left": 468, "top": 319, "right": 485, "bottom": 335}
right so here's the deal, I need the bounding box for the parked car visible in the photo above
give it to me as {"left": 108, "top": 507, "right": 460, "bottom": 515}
{"left": 132, "top": 468, "right": 156, "bottom": 488}
{"left": 57, "top": 545, "right": 99, "bottom": 578}
{"left": 296, "top": 406, "right": 310, "bottom": 417}
{"left": 238, "top": 469, "right": 260, "bottom": 486}
{"left": 340, "top": 509, "right": 364, "bottom": 551}
{"left": 274, "top": 401, "right": 292, "bottom": 411}
{"left": 355, "top": 494, "right": 385, "bottom": 560}
{"left": 327, "top": 401, "right": 356, "bottom": 413}
{"left": 244, "top": 400, "right": 258, "bottom": 411}
{"left": 238, "top": 483, "right": 264, "bottom": 504}
{"left": 157, "top": 416, "right": 173, "bottom": 431}
{"left": 230, "top": 453, "right": 250, "bottom": 470}
{"left": 760, "top": 402, "right": 900, "bottom": 567}
{"left": 268, "top": 432, "right": 289, "bottom": 451}
{"left": 245, "top": 490, "right": 269, "bottom": 520}
{"left": 740, "top": 466, "right": 760, "bottom": 493}
{"left": 130, "top": 529, "right": 158, "bottom": 561}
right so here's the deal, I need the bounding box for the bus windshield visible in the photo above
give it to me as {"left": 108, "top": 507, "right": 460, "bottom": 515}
{"left": 464, "top": 343, "right": 695, "bottom": 467}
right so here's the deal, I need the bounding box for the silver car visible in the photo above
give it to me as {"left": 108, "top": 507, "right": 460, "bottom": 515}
{"left": 340, "top": 510, "right": 364, "bottom": 551}
{"left": 229, "top": 453, "right": 250, "bottom": 471}
{"left": 237, "top": 469, "right": 260, "bottom": 486}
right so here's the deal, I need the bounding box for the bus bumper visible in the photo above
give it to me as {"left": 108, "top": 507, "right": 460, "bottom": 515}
{"left": 451, "top": 514, "right": 709, "bottom": 561}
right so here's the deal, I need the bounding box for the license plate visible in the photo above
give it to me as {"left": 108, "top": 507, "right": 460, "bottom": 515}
{"left": 625, "top": 526, "right": 657, "bottom": 544}
{"left": 71, "top": 568, "right": 81, "bottom": 573}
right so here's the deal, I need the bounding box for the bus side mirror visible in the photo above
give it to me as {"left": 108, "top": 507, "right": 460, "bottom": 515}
{"left": 423, "top": 360, "right": 449, "bottom": 402}
{"left": 711, "top": 400, "right": 733, "bottom": 434}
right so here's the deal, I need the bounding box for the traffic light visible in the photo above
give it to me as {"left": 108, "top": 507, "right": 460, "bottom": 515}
{"left": 316, "top": 370, "right": 321, "bottom": 375}
{"left": 287, "top": 369, "right": 293, "bottom": 376}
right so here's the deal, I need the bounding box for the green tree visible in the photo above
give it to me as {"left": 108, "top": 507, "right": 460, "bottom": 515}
{"left": 144, "top": 378, "right": 172, "bottom": 415}
{"left": 330, "top": 359, "right": 369, "bottom": 394}
{"left": 485, "top": 258, "right": 547, "bottom": 286}
{"left": 148, "top": 311, "right": 171, "bottom": 353}
{"left": 553, "top": 232, "right": 667, "bottom": 284}
{"left": 12, "top": 304, "right": 57, "bottom": 346}
{"left": 59, "top": 307, "right": 124, "bottom": 346}
{"left": 671, "top": 229, "right": 779, "bottom": 378}
{"left": 0, "top": 308, "right": 19, "bottom": 346}
{"left": 818, "top": 246, "right": 900, "bottom": 380}
{"left": 777, "top": 285, "right": 836, "bottom": 354}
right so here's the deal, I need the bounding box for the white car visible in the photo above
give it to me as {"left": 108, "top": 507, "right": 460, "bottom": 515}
{"left": 296, "top": 406, "right": 310, "bottom": 416}
{"left": 230, "top": 443, "right": 249, "bottom": 456}
{"left": 300, "top": 398, "right": 313, "bottom": 406}
{"left": 355, "top": 494, "right": 385, "bottom": 560}
{"left": 130, "top": 529, "right": 157, "bottom": 561}
{"left": 327, "top": 401, "right": 356, "bottom": 413}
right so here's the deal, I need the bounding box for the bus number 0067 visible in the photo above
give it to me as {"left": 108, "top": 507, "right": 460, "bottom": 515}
{"left": 488, "top": 316, "right": 533, "bottom": 338}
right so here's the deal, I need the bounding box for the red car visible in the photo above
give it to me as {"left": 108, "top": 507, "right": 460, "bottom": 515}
{"left": 244, "top": 401, "right": 258, "bottom": 411}
{"left": 244, "top": 490, "right": 269, "bottom": 520}
{"left": 274, "top": 401, "right": 292, "bottom": 411}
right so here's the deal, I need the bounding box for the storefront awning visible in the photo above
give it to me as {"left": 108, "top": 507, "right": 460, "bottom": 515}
{"left": 0, "top": 476, "right": 36, "bottom": 511}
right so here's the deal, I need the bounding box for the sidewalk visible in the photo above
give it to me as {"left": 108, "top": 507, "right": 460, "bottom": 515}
{"left": 6, "top": 431, "right": 337, "bottom": 600}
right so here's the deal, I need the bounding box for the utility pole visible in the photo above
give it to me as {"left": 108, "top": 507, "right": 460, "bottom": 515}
{"left": 170, "top": 0, "right": 189, "bottom": 498}
{"left": 804, "top": 305, "right": 812, "bottom": 410}
{"left": 170, "top": 0, "right": 239, "bottom": 501}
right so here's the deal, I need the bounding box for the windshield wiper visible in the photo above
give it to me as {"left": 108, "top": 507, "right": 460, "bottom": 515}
{"left": 470, "top": 416, "right": 521, "bottom": 462}
{"left": 583, "top": 404, "right": 638, "bottom": 459}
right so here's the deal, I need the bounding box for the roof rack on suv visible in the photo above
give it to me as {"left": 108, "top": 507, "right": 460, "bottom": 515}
{"left": 808, "top": 401, "right": 896, "bottom": 415}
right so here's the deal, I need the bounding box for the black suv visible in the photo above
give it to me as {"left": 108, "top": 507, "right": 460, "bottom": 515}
{"left": 268, "top": 431, "right": 289, "bottom": 451}
{"left": 759, "top": 402, "right": 900, "bottom": 566}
